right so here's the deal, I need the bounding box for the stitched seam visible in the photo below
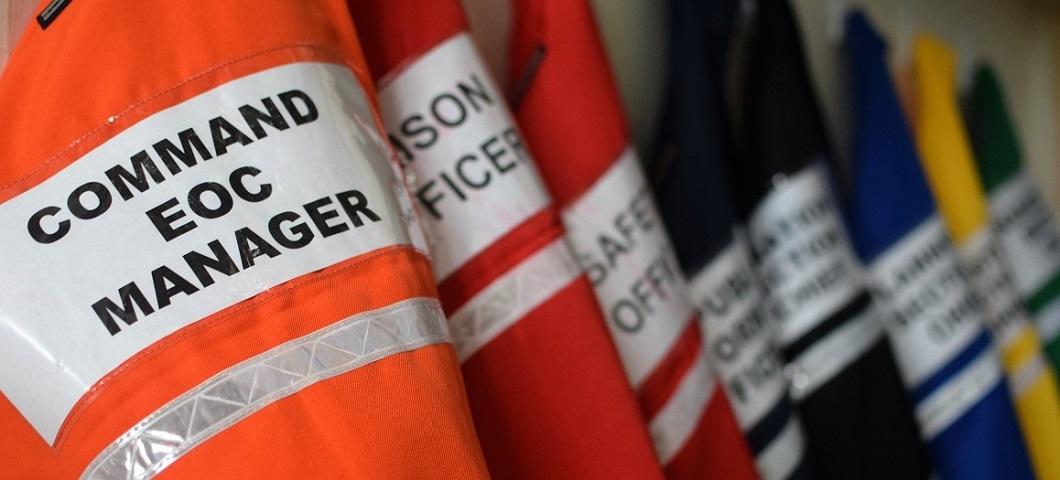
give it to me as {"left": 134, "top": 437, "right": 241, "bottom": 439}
{"left": 0, "top": 42, "right": 361, "bottom": 194}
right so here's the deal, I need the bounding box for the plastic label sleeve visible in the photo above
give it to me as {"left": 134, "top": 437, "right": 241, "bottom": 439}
{"left": 0, "top": 62, "right": 411, "bottom": 443}
{"left": 377, "top": 33, "right": 551, "bottom": 281}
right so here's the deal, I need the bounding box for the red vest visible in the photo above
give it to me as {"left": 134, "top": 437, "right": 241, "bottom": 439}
{"left": 351, "top": 0, "right": 666, "bottom": 478}
{"left": 508, "top": 0, "right": 759, "bottom": 477}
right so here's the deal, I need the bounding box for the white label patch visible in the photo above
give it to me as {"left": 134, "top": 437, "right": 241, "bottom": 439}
{"left": 989, "top": 173, "right": 1060, "bottom": 298}
{"left": 959, "top": 228, "right": 1031, "bottom": 347}
{"left": 747, "top": 163, "right": 865, "bottom": 346}
{"left": 562, "top": 148, "right": 693, "bottom": 386}
{"left": 377, "top": 33, "right": 551, "bottom": 281}
{"left": 0, "top": 62, "right": 411, "bottom": 443}
{"left": 868, "top": 217, "right": 984, "bottom": 386}
{"left": 688, "top": 233, "right": 787, "bottom": 429}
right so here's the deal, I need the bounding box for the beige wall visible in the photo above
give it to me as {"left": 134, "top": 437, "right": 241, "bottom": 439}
{"left": 5, "top": 1, "right": 1055, "bottom": 209}
{"left": 1, "top": 2, "right": 11, "bottom": 68}
{"left": 463, "top": 0, "right": 669, "bottom": 155}
{"left": 1, "top": 0, "right": 36, "bottom": 71}
{"left": 589, "top": 0, "right": 669, "bottom": 154}
{"left": 465, "top": 0, "right": 1060, "bottom": 211}
{"left": 795, "top": 0, "right": 1060, "bottom": 210}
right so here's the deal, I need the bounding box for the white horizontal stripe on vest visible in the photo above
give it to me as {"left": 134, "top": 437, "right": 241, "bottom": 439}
{"left": 561, "top": 146, "right": 694, "bottom": 386}
{"left": 756, "top": 415, "right": 807, "bottom": 480}
{"left": 916, "top": 345, "right": 1003, "bottom": 439}
{"left": 82, "top": 298, "right": 450, "bottom": 480}
{"left": 649, "top": 349, "right": 717, "bottom": 464}
{"left": 787, "top": 308, "right": 883, "bottom": 401}
{"left": 1011, "top": 346, "right": 1049, "bottom": 397}
{"left": 1036, "top": 298, "right": 1060, "bottom": 346}
{"left": 449, "top": 237, "right": 582, "bottom": 361}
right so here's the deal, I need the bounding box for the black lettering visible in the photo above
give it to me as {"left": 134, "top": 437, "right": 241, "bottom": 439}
{"left": 336, "top": 190, "right": 382, "bottom": 227}
{"left": 400, "top": 114, "right": 439, "bottom": 150}
{"left": 416, "top": 180, "right": 445, "bottom": 220}
{"left": 235, "top": 227, "right": 281, "bottom": 268}
{"left": 728, "top": 378, "right": 749, "bottom": 403}
{"left": 599, "top": 234, "right": 629, "bottom": 268}
{"left": 187, "top": 182, "right": 234, "bottom": 219}
{"left": 27, "top": 206, "right": 70, "bottom": 244}
{"left": 210, "top": 117, "right": 253, "bottom": 155}
{"left": 153, "top": 129, "right": 213, "bottom": 175}
{"left": 106, "top": 151, "right": 166, "bottom": 200}
{"left": 147, "top": 198, "right": 197, "bottom": 241}
{"left": 229, "top": 166, "right": 272, "bottom": 202}
{"left": 439, "top": 172, "right": 467, "bottom": 200}
{"left": 502, "top": 127, "right": 525, "bottom": 156}
{"left": 183, "top": 240, "right": 239, "bottom": 287}
{"left": 269, "top": 211, "right": 315, "bottom": 249}
{"left": 578, "top": 252, "right": 608, "bottom": 286}
{"left": 152, "top": 265, "right": 199, "bottom": 308}
{"left": 458, "top": 74, "right": 493, "bottom": 111}
{"left": 239, "top": 98, "right": 290, "bottom": 139}
{"left": 612, "top": 299, "right": 645, "bottom": 333}
{"left": 431, "top": 93, "right": 467, "bottom": 127}
{"left": 68, "top": 182, "right": 112, "bottom": 220}
{"left": 304, "top": 197, "right": 349, "bottom": 237}
{"left": 644, "top": 257, "right": 673, "bottom": 297}
{"left": 713, "top": 335, "right": 738, "bottom": 362}
{"left": 613, "top": 211, "right": 636, "bottom": 246}
{"left": 455, "top": 155, "right": 491, "bottom": 188}
{"left": 630, "top": 276, "right": 656, "bottom": 315}
{"left": 629, "top": 190, "right": 655, "bottom": 231}
{"left": 481, "top": 136, "right": 516, "bottom": 173}
{"left": 92, "top": 283, "right": 154, "bottom": 335}
{"left": 278, "top": 90, "right": 319, "bottom": 125}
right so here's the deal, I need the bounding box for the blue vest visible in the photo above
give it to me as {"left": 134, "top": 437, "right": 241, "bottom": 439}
{"left": 843, "top": 11, "right": 1032, "bottom": 480}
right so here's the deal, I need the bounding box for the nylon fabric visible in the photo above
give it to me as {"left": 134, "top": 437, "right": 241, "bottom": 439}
{"left": 912, "top": 34, "right": 1060, "bottom": 480}
{"left": 507, "top": 0, "right": 758, "bottom": 478}
{"left": 0, "top": 1, "right": 489, "bottom": 478}
{"left": 351, "top": 1, "right": 666, "bottom": 478}
{"left": 732, "top": 2, "right": 932, "bottom": 478}
{"left": 843, "top": 12, "right": 1032, "bottom": 480}
{"left": 83, "top": 298, "right": 451, "bottom": 480}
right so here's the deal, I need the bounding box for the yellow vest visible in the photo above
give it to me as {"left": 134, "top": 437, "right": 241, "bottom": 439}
{"left": 912, "top": 34, "right": 1060, "bottom": 480}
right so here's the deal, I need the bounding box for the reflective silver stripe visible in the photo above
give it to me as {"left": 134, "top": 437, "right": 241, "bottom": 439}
{"left": 756, "top": 416, "right": 806, "bottom": 480}
{"left": 649, "top": 349, "right": 716, "bottom": 464}
{"left": 787, "top": 307, "right": 883, "bottom": 401}
{"left": 916, "top": 345, "right": 1002, "bottom": 439}
{"left": 82, "top": 298, "right": 450, "bottom": 480}
{"left": 449, "top": 237, "right": 582, "bottom": 361}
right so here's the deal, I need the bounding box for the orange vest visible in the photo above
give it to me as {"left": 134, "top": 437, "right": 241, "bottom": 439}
{"left": 0, "top": 1, "right": 488, "bottom": 478}
{"left": 507, "top": 1, "right": 759, "bottom": 478}
{"left": 351, "top": 1, "right": 666, "bottom": 478}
